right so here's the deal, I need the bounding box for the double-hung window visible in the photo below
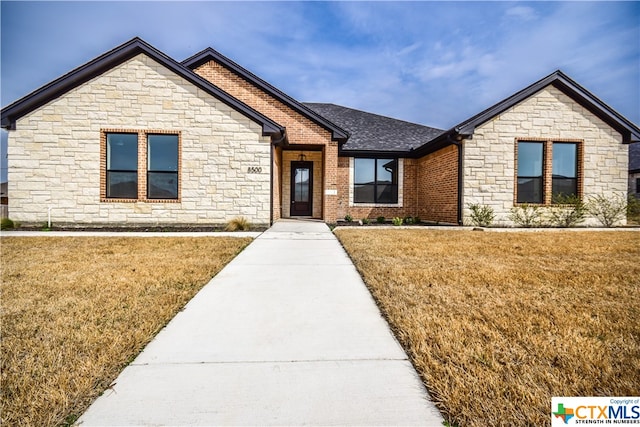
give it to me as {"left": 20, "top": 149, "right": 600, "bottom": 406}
{"left": 106, "top": 133, "right": 138, "bottom": 199}
{"left": 147, "top": 134, "right": 179, "bottom": 199}
{"left": 516, "top": 141, "right": 544, "bottom": 204}
{"left": 103, "top": 130, "right": 180, "bottom": 201}
{"left": 515, "top": 139, "right": 581, "bottom": 205}
{"left": 354, "top": 158, "right": 398, "bottom": 204}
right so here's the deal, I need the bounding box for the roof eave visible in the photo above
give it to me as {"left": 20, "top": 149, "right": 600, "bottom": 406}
{"left": 182, "top": 48, "right": 349, "bottom": 143}
{"left": 453, "top": 70, "right": 640, "bottom": 144}
{"left": 1, "top": 38, "right": 284, "bottom": 137}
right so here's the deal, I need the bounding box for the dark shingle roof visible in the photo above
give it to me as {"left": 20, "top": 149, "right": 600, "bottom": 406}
{"left": 303, "top": 103, "right": 444, "bottom": 154}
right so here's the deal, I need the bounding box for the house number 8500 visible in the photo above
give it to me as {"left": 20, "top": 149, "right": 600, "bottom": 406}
{"left": 247, "top": 166, "right": 262, "bottom": 174}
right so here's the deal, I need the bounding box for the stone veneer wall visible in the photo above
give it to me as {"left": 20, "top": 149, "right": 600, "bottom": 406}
{"left": 194, "top": 61, "right": 339, "bottom": 222}
{"left": 281, "top": 151, "right": 323, "bottom": 218}
{"left": 463, "top": 85, "right": 628, "bottom": 226}
{"left": 8, "top": 54, "right": 272, "bottom": 226}
{"left": 415, "top": 145, "right": 459, "bottom": 224}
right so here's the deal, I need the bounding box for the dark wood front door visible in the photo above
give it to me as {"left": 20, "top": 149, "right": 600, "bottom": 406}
{"left": 290, "top": 161, "right": 313, "bottom": 216}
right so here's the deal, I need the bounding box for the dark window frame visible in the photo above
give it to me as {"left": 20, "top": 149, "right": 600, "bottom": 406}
{"left": 101, "top": 129, "right": 181, "bottom": 203}
{"left": 146, "top": 133, "right": 179, "bottom": 200}
{"left": 514, "top": 138, "right": 582, "bottom": 206}
{"left": 105, "top": 132, "right": 139, "bottom": 200}
{"left": 353, "top": 157, "right": 399, "bottom": 204}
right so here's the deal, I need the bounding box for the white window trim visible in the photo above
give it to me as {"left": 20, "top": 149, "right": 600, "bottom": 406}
{"left": 349, "top": 157, "right": 403, "bottom": 207}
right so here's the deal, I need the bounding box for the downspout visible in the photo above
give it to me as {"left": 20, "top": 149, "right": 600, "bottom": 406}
{"left": 446, "top": 134, "right": 464, "bottom": 226}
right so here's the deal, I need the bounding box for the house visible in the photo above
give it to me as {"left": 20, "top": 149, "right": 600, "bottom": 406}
{"left": 630, "top": 143, "right": 640, "bottom": 199}
{"left": 2, "top": 37, "right": 639, "bottom": 227}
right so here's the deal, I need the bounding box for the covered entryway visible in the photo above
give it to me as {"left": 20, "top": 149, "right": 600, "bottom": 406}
{"left": 290, "top": 161, "right": 313, "bottom": 216}
{"left": 280, "top": 149, "right": 324, "bottom": 219}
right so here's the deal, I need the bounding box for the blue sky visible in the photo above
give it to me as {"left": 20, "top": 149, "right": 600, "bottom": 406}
{"left": 1, "top": 1, "right": 639, "bottom": 182}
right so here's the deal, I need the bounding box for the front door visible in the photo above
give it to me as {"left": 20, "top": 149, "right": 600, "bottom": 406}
{"left": 290, "top": 161, "right": 313, "bottom": 216}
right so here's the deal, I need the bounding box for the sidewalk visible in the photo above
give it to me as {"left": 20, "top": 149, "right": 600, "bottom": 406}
{"left": 78, "top": 220, "right": 443, "bottom": 426}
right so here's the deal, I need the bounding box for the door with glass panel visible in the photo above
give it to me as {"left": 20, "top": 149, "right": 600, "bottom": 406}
{"left": 290, "top": 162, "right": 313, "bottom": 216}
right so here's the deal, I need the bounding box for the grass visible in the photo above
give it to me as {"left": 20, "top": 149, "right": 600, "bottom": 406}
{"left": 1, "top": 236, "right": 251, "bottom": 427}
{"left": 335, "top": 229, "right": 640, "bottom": 427}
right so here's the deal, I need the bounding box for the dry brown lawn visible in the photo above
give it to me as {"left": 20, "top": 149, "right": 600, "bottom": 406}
{"left": 1, "top": 236, "right": 251, "bottom": 427}
{"left": 335, "top": 229, "right": 640, "bottom": 427}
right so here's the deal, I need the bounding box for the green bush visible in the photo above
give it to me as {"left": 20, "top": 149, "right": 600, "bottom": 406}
{"left": 404, "top": 216, "right": 414, "bottom": 225}
{"left": 361, "top": 217, "right": 371, "bottom": 225}
{"left": 586, "top": 193, "right": 627, "bottom": 227}
{"left": 1, "top": 218, "right": 15, "bottom": 229}
{"left": 413, "top": 216, "right": 421, "bottom": 224}
{"left": 392, "top": 217, "right": 404, "bottom": 226}
{"left": 509, "top": 204, "right": 544, "bottom": 228}
{"left": 467, "top": 203, "right": 495, "bottom": 227}
{"left": 549, "top": 194, "right": 586, "bottom": 227}
{"left": 376, "top": 216, "right": 385, "bottom": 224}
{"left": 344, "top": 214, "right": 353, "bottom": 222}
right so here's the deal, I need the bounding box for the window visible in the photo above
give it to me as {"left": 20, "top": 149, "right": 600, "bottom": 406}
{"left": 515, "top": 139, "right": 581, "bottom": 205}
{"left": 552, "top": 142, "right": 577, "bottom": 200}
{"left": 354, "top": 158, "right": 398, "bottom": 204}
{"left": 147, "top": 134, "right": 178, "bottom": 199}
{"left": 102, "top": 130, "right": 180, "bottom": 201}
{"left": 106, "top": 133, "right": 138, "bottom": 199}
{"left": 636, "top": 178, "right": 640, "bottom": 196}
{"left": 517, "top": 142, "right": 543, "bottom": 204}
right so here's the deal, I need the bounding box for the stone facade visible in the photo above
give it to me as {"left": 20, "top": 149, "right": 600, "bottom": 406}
{"left": 8, "top": 54, "right": 272, "bottom": 226}
{"left": 193, "top": 61, "right": 339, "bottom": 222}
{"left": 462, "top": 85, "right": 628, "bottom": 226}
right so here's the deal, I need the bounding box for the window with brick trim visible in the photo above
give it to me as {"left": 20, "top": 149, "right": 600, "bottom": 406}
{"left": 101, "top": 130, "right": 180, "bottom": 202}
{"left": 106, "top": 133, "right": 138, "bottom": 199}
{"left": 147, "top": 134, "right": 179, "bottom": 199}
{"left": 515, "top": 139, "right": 582, "bottom": 205}
{"left": 354, "top": 158, "right": 398, "bottom": 204}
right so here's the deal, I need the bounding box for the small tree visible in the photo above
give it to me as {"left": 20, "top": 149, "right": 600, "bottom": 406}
{"left": 509, "top": 204, "right": 544, "bottom": 228}
{"left": 548, "top": 194, "right": 586, "bottom": 227}
{"left": 587, "top": 193, "right": 627, "bottom": 227}
{"left": 467, "top": 203, "right": 495, "bottom": 227}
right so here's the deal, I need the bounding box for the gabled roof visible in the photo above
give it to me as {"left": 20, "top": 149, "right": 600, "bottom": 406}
{"left": 304, "top": 103, "right": 444, "bottom": 155}
{"left": 1, "top": 38, "right": 284, "bottom": 136}
{"left": 454, "top": 70, "right": 640, "bottom": 143}
{"left": 182, "top": 48, "right": 349, "bottom": 143}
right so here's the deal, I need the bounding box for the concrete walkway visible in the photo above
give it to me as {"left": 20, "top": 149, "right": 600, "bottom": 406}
{"left": 78, "top": 220, "right": 443, "bottom": 426}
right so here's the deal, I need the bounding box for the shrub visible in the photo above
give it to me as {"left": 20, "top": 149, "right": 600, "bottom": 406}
{"left": 413, "top": 216, "right": 421, "bottom": 224}
{"left": 467, "top": 203, "right": 495, "bottom": 227}
{"left": 376, "top": 216, "right": 385, "bottom": 224}
{"left": 361, "top": 217, "right": 371, "bottom": 225}
{"left": 344, "top": 214, "right": 353, "bottom": 222}
{"left": 392, "top": 217, "right": 404, "bottom": 226}
{"left": 509, "top": 204, "right": 544, "bottom": 228}
{"left": 404, "top": 216, "right": 414, "bottom": 225}
{"left": 587, "top": 193, "right": 627, "bottom": 227}
{"left": 225, "top": 216, "right": 251, "bottom": 231}
{"left": 628, "top": 194, "right": 640, "bottom": 224}
{"left": 549, "top": 194, "right": 586, "bottom": 227}
{"left": 1, "top": 218, "right": 15, "bottom": 229}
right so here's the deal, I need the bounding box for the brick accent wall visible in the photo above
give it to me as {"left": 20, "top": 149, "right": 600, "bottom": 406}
{"left": 336, "top": 157, "right": 416, "bottom": 221}
{"left": 416, "top": 145, "right": 459, "bottom": 224}
{"left": 282, "top": 150, "right": 323, "bottom": 218}
{"left": 7, "top": 54, "right": 271, "bottom": 226}
{"left": 194, "top": 61, "right": 339, "bottom": 221}
{"left": 463, "top": 85, "right": 628, "bottom": 226}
